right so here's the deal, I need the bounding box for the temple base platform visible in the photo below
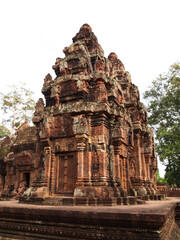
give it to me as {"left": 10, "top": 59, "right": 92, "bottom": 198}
{"left": 0, "top": 197, "right": 179, "bottom": 239}
{"left": 18, "top": 194, "right": 165, "bottom": 206}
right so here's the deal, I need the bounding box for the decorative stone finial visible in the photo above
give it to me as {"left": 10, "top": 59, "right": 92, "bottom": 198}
{"left": 80, "top": 24, "right": 92, "bottom": 32}
{"left": 108, "top": 52, "right": 118, "bottom": 59}
{"left": 44, "top": 73, "right": 52, "bottom": 84}
{"left": 73, "top": 23, "right": 95, "bottom": 43}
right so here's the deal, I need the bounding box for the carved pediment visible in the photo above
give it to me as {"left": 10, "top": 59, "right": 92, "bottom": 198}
{"left": 15, "top": 152, "right": 34, "bottom": 166}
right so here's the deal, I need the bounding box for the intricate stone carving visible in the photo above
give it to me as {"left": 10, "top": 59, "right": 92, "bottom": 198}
{"left": 0, "top": 24, "right": 159, "bottom": 205}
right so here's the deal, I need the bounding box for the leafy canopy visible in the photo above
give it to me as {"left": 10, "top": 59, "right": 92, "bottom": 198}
{"left": 0, "top": 82, "right": 36, "bottom": 137}
{"left": 155, "top": 170, "right": 167, "bottom": 184}
{"left": 0, "top": 125, "right": 10, "bottom": 140}
{"left": 144, "top": 62, "right": 180, "bottom": 187}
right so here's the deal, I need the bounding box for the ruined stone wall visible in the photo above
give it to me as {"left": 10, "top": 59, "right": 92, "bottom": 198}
{"left": 157, "top": 184, "right": 180, "bottom": 197}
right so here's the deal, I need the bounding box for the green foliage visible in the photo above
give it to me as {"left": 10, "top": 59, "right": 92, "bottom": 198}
{"left": 0, "top": 135, "right": 11, "bottom": 161}
{"left": 144, "top": 62, "right": 180, "bottom": 187}
{"left": 155, "top": 170, "right": 167, "bottom": 184}
{"left": 0, "top": 143, "right": 10, "bottom": 160}
{"left": 0, "top": 82, "right": 36, "bottom": 136}
{"left": 0, "top": 125, "right": 10, "bottom": 140}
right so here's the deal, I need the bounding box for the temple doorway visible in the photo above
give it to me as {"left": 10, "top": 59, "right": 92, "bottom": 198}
{"left": 24, "top": 172, "right": 30, "bottom": 188}
{"left": 55, "top": 153, "right": 76, "bottom": 195}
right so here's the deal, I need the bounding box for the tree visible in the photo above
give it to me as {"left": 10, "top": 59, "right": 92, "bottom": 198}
{"left": 0, "top": 82, "right": 36, "bottom": 137}
{"left": 0, "top": 125, "right": 10, "bottom": 140}
{"left": 155, "top": 170, "right": 167, "bottom": 184}
{"left": 144, "top": 62, "right": 180, "bottom": 187}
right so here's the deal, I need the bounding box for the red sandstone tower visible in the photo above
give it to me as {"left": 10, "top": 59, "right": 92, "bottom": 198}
{"left": 25, "top": 24, "right": 158, "bottom": 205}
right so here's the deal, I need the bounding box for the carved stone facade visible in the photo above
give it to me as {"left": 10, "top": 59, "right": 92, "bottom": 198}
{"left": 0, "top": 24, "right": 158, "bottom": 205}
{"left": 0, "top": 122, "right": 37, "bottom": 197}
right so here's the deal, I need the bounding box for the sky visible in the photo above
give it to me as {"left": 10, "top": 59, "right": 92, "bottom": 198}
{"left": 0, "top": 0, "right": 180, "bottom": 176}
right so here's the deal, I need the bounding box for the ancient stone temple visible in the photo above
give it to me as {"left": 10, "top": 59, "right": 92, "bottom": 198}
{"left": 27, "top": 23, "right": 158, "bottom": 205}
{"left": 0, "top": 24, "right": 158, "bottom": 205}
{"left": 1, "top": 24, "right": 180, "bottom": 240}
{"left": 0, "top": 122, "right": 37, "bottom": 198}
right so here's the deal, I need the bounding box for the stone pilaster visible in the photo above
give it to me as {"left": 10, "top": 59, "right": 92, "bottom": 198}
{"left": 74, "top": 134, "right": 87, "bottom": 197}
{"left": 44, "top": 146, "right": 51, "bottom": 188}
{"left": 114, "top": 144, "right": 121, "bottom": 184}
{"left": 50, "top": 150, "right": 56, "bottom": 195}
{"left": 135, "top": 133, "right": 142, "bottom": 178}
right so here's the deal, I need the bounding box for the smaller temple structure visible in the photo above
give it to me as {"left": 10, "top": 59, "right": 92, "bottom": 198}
{"left": 0, "top": 24, "right": 160, "bottom": 205}
{"left": 0, "top": 122, "right": 37, "bottom": 198}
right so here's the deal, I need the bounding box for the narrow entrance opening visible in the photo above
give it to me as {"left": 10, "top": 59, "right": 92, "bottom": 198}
{"left": 24, "top": 172, "right": 30, "bottom": 188}
{"left": 2, "top": 175, "right": 5, "bottom": 189}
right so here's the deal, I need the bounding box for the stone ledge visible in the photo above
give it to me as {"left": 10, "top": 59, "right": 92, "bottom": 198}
{"left": 18, "top": 195, "right": 164, "bottom": 206}
{"left": 0, "top": 198, "right": 179, "bottom": 239}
